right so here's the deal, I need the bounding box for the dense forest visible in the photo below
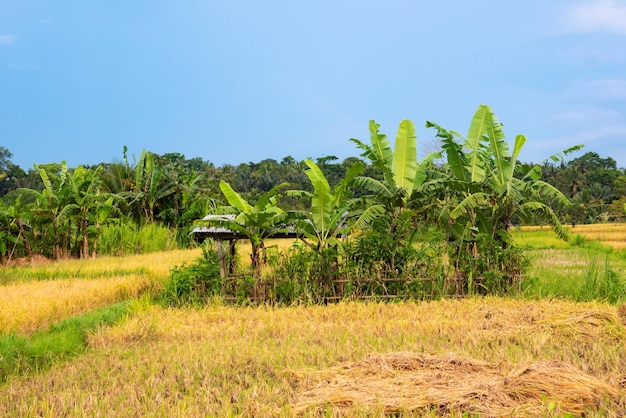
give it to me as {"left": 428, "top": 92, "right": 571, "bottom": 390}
{"left": 1, "top": 111, "right": 626, "bottom": 265}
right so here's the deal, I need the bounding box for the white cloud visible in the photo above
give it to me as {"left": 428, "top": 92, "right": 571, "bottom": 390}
{"left": 531, "top": 125, "right": 626, "bottom": 163}
{"left": 566, "top": 125, "right": 626, "bottom": 144}
{"left": 568, "top": 79, "right": 626, "bottom": 100}
{"left": 551, "top": 106, "right": 622, "bottom": 124}
{"left": 0, "top": 34, "right": 18, "bottom": 45}
{"left": 566, "top": 0, "right": 626, "bottom": 34}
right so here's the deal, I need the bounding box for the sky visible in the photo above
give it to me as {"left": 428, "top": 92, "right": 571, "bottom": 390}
{"left": 1, "top": 1, "right": 626, "bottom": 171}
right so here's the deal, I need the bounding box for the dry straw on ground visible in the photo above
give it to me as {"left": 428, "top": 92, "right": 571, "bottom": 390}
{"left": 290, "top": 351, "right": 623, "bottom": 416}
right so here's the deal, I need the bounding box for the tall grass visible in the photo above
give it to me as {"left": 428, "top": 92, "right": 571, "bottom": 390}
{"left": 97, "top": 222, "right": 179, "bottom": 256}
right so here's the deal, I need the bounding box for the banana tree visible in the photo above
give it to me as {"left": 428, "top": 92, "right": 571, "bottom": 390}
{"left": 427, "top": 104, "right": 581, "bottom": 245}
{"left": 350, "top": 119, "right": 440, "bottom": 226}
{"left": 425, "top": 104, "right": 583, "bottom": 289}
{"left": 288, "top": 159, "right": 365, "bottom": 253}
{"left": 19, "top": 162, "right": 69, "bottom": 259}
{"left": 203, "top": 180, "right": 288, "bottom": 278}
{"left": 124, "top": 150, "right": 176, "bottom": 224}
{"left": 0, "top": 196, "right": 33, "bottom": 262}
{"left": 58, "top": 165, "right": 122, "bottom": 258}
{"left": 285, "top": 159, "right": 369, "bottom": 295}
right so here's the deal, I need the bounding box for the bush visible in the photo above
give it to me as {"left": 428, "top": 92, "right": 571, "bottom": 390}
{"left": 268, "top": 243, "right": 332, "bottom": 304}
{"left": 452, "top": 234, "right": 530, "bottom": 296}
{"left": 160, "top": 243, "right": 222, "bottom": 307}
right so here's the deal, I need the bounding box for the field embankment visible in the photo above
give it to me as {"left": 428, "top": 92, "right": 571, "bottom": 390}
{"left": 517, "top": 223, "right": 626, "bottom": 250}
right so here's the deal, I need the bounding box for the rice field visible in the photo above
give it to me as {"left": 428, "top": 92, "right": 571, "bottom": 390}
{"left": 2, "top": 226, "right": 626, "bottom": 416}
{"left": 0, "top": 249, "right": 201, "bottom": 335}
{"left": 0, "top": 275, "right": 151, "bottom": 334}
{"left": 2, "top": 299, "right": 625, "bottom": 416}
{"left": 516, "top": 223, "right": 626, "bottom": 250}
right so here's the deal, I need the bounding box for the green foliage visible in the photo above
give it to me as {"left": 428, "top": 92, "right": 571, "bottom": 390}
{"left": 268, "top": 243, "right": 340, "bottom": 304}
{"left": 425, "top": 105, "right": 577, "bottom": 293}
{"left": 0, "top": 301, "right": 129, "bottom": 383}
{"left": 455, "top": 234, "right": 530, "bottom": 295}
{"left": 98, "top": 221, "right": 177, "bottom": 255}
{"left": 578, "top": 257, "right": 626, "bottom": 304}
{"left": 289, "top": 159, "right": 364, "bottom": 253}
{"left": 205, "top": 180, "right": 288, "bottom": 277}
{"left": 160, "top": 244, "right": 222, "bottom": 307}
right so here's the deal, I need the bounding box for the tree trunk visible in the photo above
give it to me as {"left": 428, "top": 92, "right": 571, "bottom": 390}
{"left": 82, "top": 217, "right": 89, "bottom": 259}
{"left": 18, "top": 221, "right": 33, "bottom": 259}
{"left": 251, "top": 242, "right": 262, "bottom": 300}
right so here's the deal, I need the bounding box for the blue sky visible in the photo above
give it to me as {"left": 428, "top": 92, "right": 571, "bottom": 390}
{"left": 1, "top": 1, "right": 626, "bottom": 170}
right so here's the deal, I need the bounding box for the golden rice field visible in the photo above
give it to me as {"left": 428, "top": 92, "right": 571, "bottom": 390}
{"left": 519, "top": 223, "right": 626, "bottom": 249}
{"left": 2, "top": 227, "right": 626, "bottom": 415}
{"left": 0, "top": 275, "right": 151, "bottom": 334}
{"left": 2, "top": 299, "right": 626, "bottom": 416}
{"left": 0, "top": 249, "right": 201, "bottom": 335}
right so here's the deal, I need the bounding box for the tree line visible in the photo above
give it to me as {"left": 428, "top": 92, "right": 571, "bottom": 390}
{"left": 1, "top": 105, "right": 625, "bottom": 268}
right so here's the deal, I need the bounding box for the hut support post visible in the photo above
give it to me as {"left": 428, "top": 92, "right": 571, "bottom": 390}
{"left": 216, "top": 238, "right": 227, "bottom": 280}
{"left": 229, "top": 239, "right": 237, "bottom": 275}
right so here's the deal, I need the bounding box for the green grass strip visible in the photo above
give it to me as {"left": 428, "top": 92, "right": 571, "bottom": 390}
{"left": 0, "top": 267, "right": 150, "bottom": 284}
{"left": 0, "top": 301, "right": 130, "bottom": 383}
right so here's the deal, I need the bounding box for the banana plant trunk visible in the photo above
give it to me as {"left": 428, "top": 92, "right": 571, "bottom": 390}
{"left": 82, "top": 217, "right": 89, "bottom": 259}
{"left": 250, "top": 242, "right": 262, "bottom": 300}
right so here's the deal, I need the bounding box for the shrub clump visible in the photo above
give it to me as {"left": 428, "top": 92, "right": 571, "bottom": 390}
{"left": 160, "top": 244, "right": 222, "bottom": 307}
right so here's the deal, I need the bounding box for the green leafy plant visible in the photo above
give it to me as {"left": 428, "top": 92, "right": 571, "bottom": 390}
{"left": 425, "top": 104, "right": 582, "bottom": 293}
{"left": 204, "top": 181, "right": 288, "bottom": 279}
{"left": 160, "top": 244, "right": 222, "bottom": 306}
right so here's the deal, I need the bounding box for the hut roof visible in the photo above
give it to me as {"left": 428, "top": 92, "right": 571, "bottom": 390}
{"left": 191, "top": 214, "right": 299, "bottom": 242}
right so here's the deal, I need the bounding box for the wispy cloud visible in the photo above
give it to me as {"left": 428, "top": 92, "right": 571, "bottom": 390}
{"left": 566, "top": 125, "right": 626, "bottom": 144}
{"left": 567, "top": 79, "right": 626, "bottom": 100}
{"left": 566, "top": 0, "right": 626, "bottom": 34}
{"left": 0, "top": 34, "right": 18, "bottom": 45}
{"left": 552, "top": 106, "right": 622, "bottom": 124}
{"left": 534, "top": 125, "right": 626, "bottom": 159}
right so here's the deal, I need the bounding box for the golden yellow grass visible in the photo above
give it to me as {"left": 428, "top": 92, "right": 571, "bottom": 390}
{"left": 520, "top": 223, "right": 626, "bottom": 249}
{"left": 6, "top": 248, "right": 203, "bottom": 280}
{"left": 0, "top": 249, "right": 202, "bottom": 335}
{"left": 0, "top": 275, "right": 151, "bottom": 334}
{"left": 290, "top": 352, "right": 619, "bottom": 416}
{"left": 2, "top": 298, "right": 625, "bottom": 416}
